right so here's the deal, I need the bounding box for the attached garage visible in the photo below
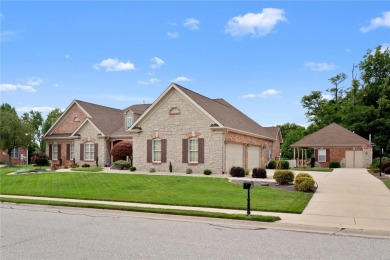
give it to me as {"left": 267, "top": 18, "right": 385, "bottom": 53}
{"left": 345, "top": 150, "right": 363, "bottom": 168}
{"left": 225, "top": 143, "right": 244, "bottom": 172}
{"left": 247, "top": 146, "right": 260, "bottom": 170}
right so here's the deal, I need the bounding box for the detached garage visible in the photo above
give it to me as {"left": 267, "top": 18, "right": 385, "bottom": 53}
{"left": 291, "top": 123, "right": 372, "bottom": 168}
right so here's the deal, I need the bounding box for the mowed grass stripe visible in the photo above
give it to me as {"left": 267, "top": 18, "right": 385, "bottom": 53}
{"left": 0, "top": 167, "right": 312, "bottom": 213}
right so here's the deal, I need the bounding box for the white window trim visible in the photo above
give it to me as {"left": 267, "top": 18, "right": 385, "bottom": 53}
{"left": 188, "top": 138, "right": 198, "bottom": 163}
{"left": 52, "top": 144, "right": 58, "bottom": 160}
{"left": 70, "top": 144, "right": 74, "bottom": 160}
{"left": 318, "top": 148, "right": 326, "bottom": 162}
{"left": 11, "top": 148, "right": 19, "bottom": 159}
{"left": 126, "top": 116, "right": 133, "bottom": 129}
{"left": 84, "top": 143, "right": 95, "bottom": 161}
{"left": 152, "top": 139, "right": 161, "bottom": 163}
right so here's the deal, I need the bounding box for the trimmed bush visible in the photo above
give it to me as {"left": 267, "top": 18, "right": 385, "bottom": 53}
{"left": 229, "top": 166, "right": 245, "bottom": 177}
{"left": 111, "top": 160, "right": 131, "bottom": 170}
{"left": 129, "top": 166, "right": 136, "bottom": 172}
{"left": 276, "top": 160, "right": 289, "bottom": 169}
{"left": 384, "top": 167, "right": 390, "bottom": 175}
{"left": 70, "top": 163, "right": 79, "bottom": 168}
{"left": 51, "top": 164, "right": 60, "bottom": 170}
{"left": 252, "top": 168, "right": 267, "bottom": 178}
{"left": 169, "top": 162, "right": 173, "bottom": 173}
{"left": 381, "top": 161, "right": 390, "bottom": 171}
{"left": 370, "top": 157, "right": 390, "bottom": 169}
{"left": 31, "top": 152, "right": 50, "bottom": 166}
{"left": 267, "top": 160, "right": 276, "bottom": 169}
{"left": 245, "top": 168, "right": 250, "bottom": 175}
{"left": 294, "top": 173, "right": 315, "bottom": 192}
{"left": 186, "top": 168, "right": 193, "bottom": 174}
{"left": 149, "top": 168, "right": 156, "bottom": 173}
{"left": 82, "top": 164, "right": 90, "bottom": 168}
{"left": 273, "top": 170, "right": 294, "bottom": 185}
{"left": 203, "top": 169, "right": 212, "bottom": 175}
{"left": 329, "top": 161, "right": 340, "bottom": 168}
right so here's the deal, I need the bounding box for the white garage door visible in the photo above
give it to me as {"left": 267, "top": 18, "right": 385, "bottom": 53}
{"left": 226, "top": 143, "right": 244, "bottom": 172}
{"left": 248, "top": 146, "right": 260, "bottom": 170}
{"left": 345, "top": 151, "right": 363, "bottom": 168}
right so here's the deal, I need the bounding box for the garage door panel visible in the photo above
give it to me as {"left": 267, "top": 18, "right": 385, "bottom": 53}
{"left": 248, "top": 146, "right": 260, "bottom": 170}
{"left": 226, "top": 143, "right": 244, "bottom": 171}
{"left": 345, "top": 151, "right": 363, "bottom": 168}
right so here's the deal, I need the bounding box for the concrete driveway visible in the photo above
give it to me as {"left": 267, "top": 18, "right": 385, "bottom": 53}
{"left": 301, "top": 168, "right": 390, "bottom": 231}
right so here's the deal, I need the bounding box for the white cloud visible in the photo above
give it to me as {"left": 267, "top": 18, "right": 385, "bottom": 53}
{"left": 167, "top": 32, "right": 179, "bottom": 38}
{"left": 137, "top": 78, "right": 160, "bottom": 85}
{"left": 241, "top": 89, "right": 280, "bottom": 98}
{"left": 27, "top": 77, "right": 43, "bottom": 86}
{"left": 184, "top": 18, "right": 200, "bottom": 30}
{"left": 304, "top": 62, "right": 336, "bottom": 71}
{"left": 225, "top": 8, "right": 286, "bottom": 37}
{"left": 54, "top": 83, "right": 59, "bottom": 88}
{"left": 360, "top": 11, "right": 390, "bottom": 33}
{"left": 0, "top": 30, "right": 18, "bottom": 42}
{"left": 93, "top": 58, "right": 135, "bottom": 71}
{"left": 16, "top": 106, "right": 57, "bottom": 113}
{"left": 173, "top": 76, "right": 191, "bottom": 82}
{"left": 150, "top": 57, "right": 165, "bottom": 69}
{"left": 345, "top": 48, "right": 352, "bottom": 53}
{"left": 0, "top": 83, "right": 36, "bottom": 92}
{"left": 379, "top": 44, "right": 390, "bottom": 53}
{"left": 105, "top": 95, "right": 154, "bottom": 102}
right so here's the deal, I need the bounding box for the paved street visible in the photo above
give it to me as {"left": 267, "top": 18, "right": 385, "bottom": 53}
{"left": 1, "top": 204, "right": 389, "bottom": 260}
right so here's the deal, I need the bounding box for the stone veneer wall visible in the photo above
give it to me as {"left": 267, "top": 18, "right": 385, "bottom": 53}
{"left": 132, "top": 90, "right": 224, "bottom": 174}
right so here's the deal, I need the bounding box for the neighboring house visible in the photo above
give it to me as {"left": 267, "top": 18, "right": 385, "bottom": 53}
{"left": 291, "top": 123, "right": 372, "bottom": 168}
{"left": 43, "top": 100, "right": 149, "bottom": 167}
{"left": 43, "top": 83, "right": 282, "bottom": 173}
{"left": 0, "top": 147, "right": 28, "bottom": 165}
{"left": 128, "top": 83, "right": 282, "bottom": 174}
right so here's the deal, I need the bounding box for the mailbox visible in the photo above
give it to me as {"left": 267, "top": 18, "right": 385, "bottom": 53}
{"left": 243, "top": 181, "right": 254, "bottom": 190}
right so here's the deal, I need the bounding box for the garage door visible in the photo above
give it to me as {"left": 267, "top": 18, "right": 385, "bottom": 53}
{"left": 248, "top": 146, "right": 260, "bottom": 170}
{"left": 226, "top": 143, "right": 244, "bottom": 172}
{"left": 345, "top": 151, "right": 363, "bottom": 168}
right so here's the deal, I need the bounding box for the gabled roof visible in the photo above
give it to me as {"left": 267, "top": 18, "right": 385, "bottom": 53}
{"left": 291, "top": 123, "right": 369, "bottom": 148}
{"left": 123, "top": 104, "right": 151, "bottom": 115}
{"left": 130, "top": 83, "right": 278, "bottom": 140}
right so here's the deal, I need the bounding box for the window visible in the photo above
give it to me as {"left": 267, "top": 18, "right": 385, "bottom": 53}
{"left": 84, "top": 143, "right": 95, "bottom": 161}
{"left": 52, "top": 144, "right": 58, "bottom": 160}
{"left": 126, "top": 116, "right": 133, "bottom": 129}
{"left": 11, "top": 148, "right": 19, "bottom": 159}
{"left": 152, "top": 139, "right": 161, "bottom": 163}
{"left": 318, "top": 149, "right": 326, "bottom": 162}
{"left": 188, "top": 138, "right": 198, "bottom": 163}
{"left": 70, "top": 144, "right": 74, "bottom": 160}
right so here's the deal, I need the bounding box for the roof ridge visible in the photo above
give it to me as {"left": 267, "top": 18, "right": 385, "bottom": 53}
{"left": 75, "top": 99, "right": 122, "bottom": 112}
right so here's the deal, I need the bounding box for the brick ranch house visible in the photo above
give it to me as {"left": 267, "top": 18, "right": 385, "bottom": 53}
{"left": 291, "top": 123, "right": 373, "bottom": 168}
{"left": 44, "top": 83, "right": 282, "bottom": 174}
{"left": 0, "top": 147, "right": 28, "bottom": 165}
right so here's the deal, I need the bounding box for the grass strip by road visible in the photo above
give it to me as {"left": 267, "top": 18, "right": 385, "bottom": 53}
{"left": 384, "top": 180, "right": 390, "bottom": 190}
{"left": 0, "top": 197, "right": 281, "bottom": 222}
{"left": 0, "top": 166, "right": 312, "bottom": 213}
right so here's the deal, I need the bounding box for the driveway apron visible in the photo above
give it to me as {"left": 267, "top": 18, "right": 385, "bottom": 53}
{"left": 302, "top": 168, "right": 390, "bottom": 230}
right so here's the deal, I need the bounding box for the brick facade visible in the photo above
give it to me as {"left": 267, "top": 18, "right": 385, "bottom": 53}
{"left": 53, "top": 105, "right": 87, "bottom": 134}
{"left": 314, "top": 146, "right": 372, "bottom": 168}
{"left": 0, "top": 147, "right": 28, "bottom": 165}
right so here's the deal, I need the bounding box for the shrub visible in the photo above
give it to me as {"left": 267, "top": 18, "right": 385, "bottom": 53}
{"left": 280, "top": 160, "right": 289, "bottom": 169}
{"left": 252, "top": 168, "right": 267, "bottom": 178}
{"left": 31, "top": 152, "right": 50, "bottom": 166}
{"left": 384, "top": 167, "right": 390, "bottom": 175}
{"left": 381, "top": 161, "right": 390, "bottom": 171}
{"left": 70, "top": 163, "right": 79, "bottom": 168}
{"left": 203, "top": 169, "right": 212, "bottom": 175}
{"left": 129, "top": 166, "right": 136, "bottom": 172}
{"left": 329, "top": 161, "right": 340, "bottom": 168}
{"left": 273, "top": 170, "right": 294, "bottom": 185}
{"left": 186, "top": 168, "right": 193, "bottom": 174}
{"left": 370, "top": 157, "right": 390, "bottom": 168}
{"left": 149, "top": 168, "right": 156, "bottom": 173}
{"left": 245, "top": 168, "right": 250, "bottom": 175}
{"left": 294, "top": 173, "right": 315, "bottom": 192}
{"left": 169, "top": 162, "right": 173, "bottom": 173}
{"left": 267, "top": 160, "right": 276, "bottom": 169}
{"left": 111, "top": 160, "right": 131, "bottom": 170}
{"left": 229, "top": 166, "right": 245, "bottom": 177}
{"left": 110, "top": 141, "right": 132, "bottom": 163}
{"left": 51, "top": 164, "right": 60, "bottom": 170}
{"left": 82, "top": 164, "right": 90, "bottom": 168}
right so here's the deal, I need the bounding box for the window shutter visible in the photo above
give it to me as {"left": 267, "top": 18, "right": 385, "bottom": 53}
{"left": 147, "top": 140, "right": 152, "bottom": 163}
{"left": 66, "top": 144, "right": 70, "bottom": 160}
{"left": 314, "top": 149, "right": 318, "bottom": 161}
{"left": 80, "top": 144, "right": 84, "bottom": 160}
{"left": 198, "top": 138, "right": 204, "bottom": 163}
{"left": 49, "top": 144, "right": 53, "bottom": 160}
{"left": 94, "top": 143, "right": 98, "bottom": 161}
{"left": 161, "top": 139, "right": 167, "bottom": 163}
{"left": 326, "top": 149, "right": 330, "bottom": 162}
{"left": 58, "top": 144, "right": 62, "bottom": 160}
{"left": 182, "top": 139, "right": 188, "bottom": 163}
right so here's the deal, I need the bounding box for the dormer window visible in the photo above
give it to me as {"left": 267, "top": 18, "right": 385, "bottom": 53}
{"left": 126, "top": 116, "right": 133, "bottom": 129}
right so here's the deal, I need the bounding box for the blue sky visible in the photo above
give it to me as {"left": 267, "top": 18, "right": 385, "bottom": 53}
{"left": 1, "top": 1, "right": 389, "bottom": 127}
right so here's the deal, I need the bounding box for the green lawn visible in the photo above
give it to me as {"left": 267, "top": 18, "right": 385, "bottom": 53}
{"left": 0, "top": 167, "right": 312, "bottom": 213}
{"left": 384, "top": 180, "right": 390, "bottom": 190}
{"left": 71, "top": 167, "right": 102, "bottom": 172}
{"left": 293, "top": 167, "right": 334, "bottom": 172}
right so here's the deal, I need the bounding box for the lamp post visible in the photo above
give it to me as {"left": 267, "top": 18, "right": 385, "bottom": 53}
{"left": 379, "top": 147, "right": 383, "bottom": 177}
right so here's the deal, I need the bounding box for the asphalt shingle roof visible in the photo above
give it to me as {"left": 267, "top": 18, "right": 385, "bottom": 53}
{"left": 291, "top": 123, "right": 369, "bottom": 147}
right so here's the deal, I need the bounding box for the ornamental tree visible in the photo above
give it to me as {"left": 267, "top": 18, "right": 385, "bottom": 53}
{"left": 110, "top": 141, "right": 133, "bottom": 165}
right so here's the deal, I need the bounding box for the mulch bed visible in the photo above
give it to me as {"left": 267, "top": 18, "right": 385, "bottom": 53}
{"left": 230, "top": 179, "right": 316, "bottom": 193}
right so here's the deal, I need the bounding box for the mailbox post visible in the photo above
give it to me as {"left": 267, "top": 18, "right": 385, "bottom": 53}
{"left": 243, "top": 181, "right": 254, "bottom": 216}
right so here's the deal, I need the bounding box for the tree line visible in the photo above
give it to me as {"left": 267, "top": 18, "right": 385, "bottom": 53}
{"left": 279, "top": 45, "right": 389, "bottom": 159}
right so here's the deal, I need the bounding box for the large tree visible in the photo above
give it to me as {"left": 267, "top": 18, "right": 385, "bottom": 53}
{"left": 21, "top": 110, "right": 44, "bottom": 159}
{"left": 41, "top": 108, "right": 63, "bottom": 151}
{"left": 278, "top": 123, "right": 306, "bottom": 159}
{"left": 0, "top": 103, "right": 32, "bottom": 165}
